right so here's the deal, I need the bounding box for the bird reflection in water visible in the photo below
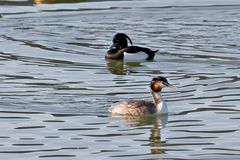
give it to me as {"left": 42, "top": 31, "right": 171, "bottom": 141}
{"left": 106, "top": 59, "right": 144, "bottom": 75}
{"left": 113, "top": 114, "right": 168, "bottom": 154}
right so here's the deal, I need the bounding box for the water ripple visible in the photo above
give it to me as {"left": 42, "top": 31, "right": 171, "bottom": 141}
{"left": 0, "top": 0, "right": 240, "bottom": 159}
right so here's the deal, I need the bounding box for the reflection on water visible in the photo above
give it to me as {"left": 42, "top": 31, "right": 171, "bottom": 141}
{"left": 0, "top": 0, "right": 240, "bottom": 159}
{"left": 113, "top": 114, "right": 168, "bottom": 127}
{"left": 106, "top": 59, "right": 143, "bottom": 75}
{"left": 115, "top": 114, "right": 168, "bottom": 155}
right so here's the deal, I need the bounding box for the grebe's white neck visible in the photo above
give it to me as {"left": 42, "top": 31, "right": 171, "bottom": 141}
{"left": 151, "top": 91, "right": 168, "bottom": 114}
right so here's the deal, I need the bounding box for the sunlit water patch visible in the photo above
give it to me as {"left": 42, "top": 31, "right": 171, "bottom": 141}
{"left": 0, "top": 0, "right": 240, "bottom": 159}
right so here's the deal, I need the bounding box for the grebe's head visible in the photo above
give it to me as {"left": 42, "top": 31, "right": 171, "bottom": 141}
{"left": 109, "top": 33, "right": 133, "bottom": 50}
{"left": 150, "top": 76, "right": 173, "bottom": 92}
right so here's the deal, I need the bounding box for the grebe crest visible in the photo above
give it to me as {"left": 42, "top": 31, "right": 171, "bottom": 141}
{"left": 108, "top": 76, "right": 173, "bottom": 115}
{"left": 151, "top": 76, "right": 171, "bottom": 92}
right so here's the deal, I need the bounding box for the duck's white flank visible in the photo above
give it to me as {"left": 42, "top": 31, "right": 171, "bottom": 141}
{"left": 123, "top": 52, "right": 148, "bottom": 61}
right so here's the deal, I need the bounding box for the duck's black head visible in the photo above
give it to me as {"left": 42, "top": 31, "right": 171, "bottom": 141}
{"left": 150, "top": 76, "right": 173, "bottom": 92}
{"left": 110, "top": 33, "right": 133, "bottom": 50}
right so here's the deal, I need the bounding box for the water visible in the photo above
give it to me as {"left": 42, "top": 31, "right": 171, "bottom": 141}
{"left": 0, "top": 0, "right": 240, "bottom": 159}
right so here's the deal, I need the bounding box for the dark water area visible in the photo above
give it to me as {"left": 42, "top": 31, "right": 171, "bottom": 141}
{"left": 0, "top": 0, "right": 240, "bottom": 159}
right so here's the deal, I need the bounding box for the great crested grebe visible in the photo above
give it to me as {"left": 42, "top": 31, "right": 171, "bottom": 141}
{"left": 108, "top": 76, "right": 173, "bottom": 115}
{"left": 105, "top": 33, "right": 159, "bottom": 61}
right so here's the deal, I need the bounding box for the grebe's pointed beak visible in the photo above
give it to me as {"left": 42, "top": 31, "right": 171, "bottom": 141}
{"left": 163, "top": 82, "right": 175, "bottom": 89}
{"left": 167, "top": 84, "right": 176, "bottom": 89}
